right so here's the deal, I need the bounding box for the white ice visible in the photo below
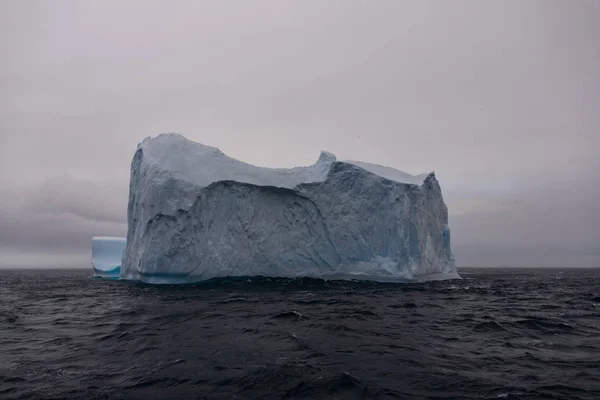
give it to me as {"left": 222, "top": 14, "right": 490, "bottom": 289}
{"left": 344, "top": 160, "right": 429, "bottom": 186}
{"left": 91, "top": 237, "right": 126, "bottom": 278}
{"left": 121, "top": 134, "right": 460, "bottom": 283}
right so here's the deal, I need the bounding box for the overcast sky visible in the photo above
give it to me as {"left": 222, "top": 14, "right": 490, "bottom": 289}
{"left": 1, "top": 0, "right": 599, "bottom": 268}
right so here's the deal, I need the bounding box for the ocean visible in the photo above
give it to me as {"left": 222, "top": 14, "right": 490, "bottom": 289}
{"left": 1, "top": 268, "right": 599, "bottom": 400}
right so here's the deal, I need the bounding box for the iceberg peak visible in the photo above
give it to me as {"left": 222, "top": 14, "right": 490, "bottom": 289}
{"left": 317, "top": 151, "right": 337, "bottom": 164}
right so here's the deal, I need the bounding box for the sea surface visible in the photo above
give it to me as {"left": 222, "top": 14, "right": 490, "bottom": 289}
{"left": 1, "top": 268, "right": 599, "bottom": 400}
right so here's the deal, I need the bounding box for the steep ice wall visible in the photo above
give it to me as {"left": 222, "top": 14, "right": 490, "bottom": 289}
{"left": 91, "top": 237, "right": 126, "bottom": 278}
{"left": 121, "top": 134, "right": 458, "bottom": 283}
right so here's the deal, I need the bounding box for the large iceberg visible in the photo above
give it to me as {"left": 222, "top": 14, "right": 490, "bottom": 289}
{"left": 121, "top": 134, "right": 459, "bottom": 283}
{"left": 91, "top": 236, "right": 126, "bottom": 278}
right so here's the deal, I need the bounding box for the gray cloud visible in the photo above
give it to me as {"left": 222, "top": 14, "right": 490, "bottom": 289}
{"left": 0, "top": 0, "right": 598, "bottom": 267}
{"left": 448, "top": 177, "right": 600, "bottom": 267}
{"left": 20, "top": 176, "right": 128, "bottom": 224}
{"left": 0, "top": 179, "right": 126, "bottom": 267}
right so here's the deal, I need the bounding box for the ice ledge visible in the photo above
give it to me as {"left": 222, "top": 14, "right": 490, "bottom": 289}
{"left": 344, "top": 160, "right": 430, "bottom": 186}
{"left": 137, "top": 134, "right": 430, "bottom": 187}
{"left": 93, "top": 236, "right": 127, "bottom": 242}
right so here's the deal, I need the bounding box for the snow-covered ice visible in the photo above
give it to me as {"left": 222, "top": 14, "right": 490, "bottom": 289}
{"left": 121, "top": 133, "right": 460, "bottom": 283}
{"left": 91, "top": 237, "right": 126, "bottom": 278}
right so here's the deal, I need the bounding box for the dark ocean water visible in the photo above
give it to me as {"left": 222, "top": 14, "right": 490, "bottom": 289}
{"left": 1, "top": 268, "right": 599, "bottom": 400}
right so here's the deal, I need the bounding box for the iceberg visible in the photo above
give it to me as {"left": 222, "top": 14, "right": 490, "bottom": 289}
{"left": 121, "top": 133, "right": 459, "bottom": 283}
{"left": 91, "top": 236, "right": 126, "bottom": 278}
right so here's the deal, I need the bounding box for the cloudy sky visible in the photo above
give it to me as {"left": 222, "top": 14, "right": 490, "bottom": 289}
{"left": 1, "top": 0, "right": 598, "bottom": 268}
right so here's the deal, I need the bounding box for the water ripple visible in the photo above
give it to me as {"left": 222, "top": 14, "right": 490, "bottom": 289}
{"left": 0, "top": 267, "right": 599, "bottom": 399}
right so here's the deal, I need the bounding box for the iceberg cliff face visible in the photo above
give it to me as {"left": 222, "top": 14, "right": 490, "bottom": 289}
{"left": 91, "top": 237, "right": 126, "bottom": 278}
{"left": 121, "top": 134, "right": 458, "bottom": 283}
